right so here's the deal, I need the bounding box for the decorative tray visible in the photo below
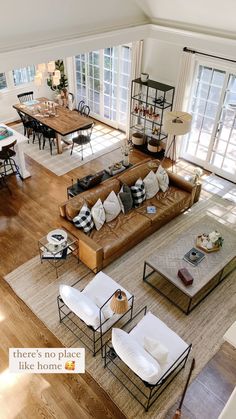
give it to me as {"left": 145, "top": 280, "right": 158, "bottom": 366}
{"left": 196, "top": 235, "right": 220, "bottom": 253}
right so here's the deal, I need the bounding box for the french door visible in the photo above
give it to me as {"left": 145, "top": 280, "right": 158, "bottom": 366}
{"left": 75, "top": 45, "right": 131, "bottom": 131}
{"left": 181, "top": 61, "right": 236, "bottom": 182}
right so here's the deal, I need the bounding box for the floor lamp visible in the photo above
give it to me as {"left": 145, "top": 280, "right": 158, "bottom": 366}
{"left": 163, "top": 111, "right": 192, "bottom": 171}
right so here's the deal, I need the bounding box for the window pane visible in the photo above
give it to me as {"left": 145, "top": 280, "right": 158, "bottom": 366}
{"left": 13, "top": 65, "right": 35, "bottom": 86}
{"left": 0, "top": 72, "right": 7, "bottom": 90}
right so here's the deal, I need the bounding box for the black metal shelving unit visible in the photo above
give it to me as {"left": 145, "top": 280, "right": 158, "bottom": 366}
{"left": 130, "top": 78, "right": 175, "bottom": 156}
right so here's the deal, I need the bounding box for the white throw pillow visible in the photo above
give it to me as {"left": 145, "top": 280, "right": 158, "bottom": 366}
{"left": 59, "top": 284, "right": 104, "bottom": 329}
{"left": 94, "top": 295, "right": 114, "bottom": 320}
{"left": 144, "top": 336, "right": 169, "bottom": 365}
{"left": 91, "top": 198, "right": 106, "bottom": 230}
{"left": 112, "top": 328, "right": 161, "bottom": 385}
{"left": 156, "top": 165, "right": 169, "bottom": 192}
{"left": 103, "top": 190, "right": 121, "bottom": 222}
{"left": 143, "top": 170, "right": 160, "bottom": 199}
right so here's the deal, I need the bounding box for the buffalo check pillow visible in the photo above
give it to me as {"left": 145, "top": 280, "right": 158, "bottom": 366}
{"left": 73, "top": 203, "right": 94, "bottom": 233}
{"left": 131, "top": 178, "right": 146, "bottom": 207}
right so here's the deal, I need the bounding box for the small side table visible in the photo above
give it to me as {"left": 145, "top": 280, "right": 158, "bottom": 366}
{"left": 38, "top": 229, "right": 79, "bottom": 278}
{"left": 194, "top": 182, "right": 202, "bottom": 203}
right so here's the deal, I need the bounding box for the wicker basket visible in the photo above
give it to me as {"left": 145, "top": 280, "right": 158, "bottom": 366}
{"left": 147, "top": 139, "right": 162, "bottom": 153}
{"left": 132, "top": 132, "right": 144, "bottom": 145}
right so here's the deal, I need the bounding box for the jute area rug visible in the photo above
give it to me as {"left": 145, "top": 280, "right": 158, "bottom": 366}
{"left": 13, "top": 123, "right": 122, "bottom": 176}
{"left": 5, "top": 195, "right": 236, "bottom": 419}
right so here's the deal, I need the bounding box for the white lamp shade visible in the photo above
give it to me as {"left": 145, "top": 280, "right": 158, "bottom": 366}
{"left": 163, "top": 111, "right": 192, "bottom": 135}
{"left": 38, "top": 63, "right": 46, "bottom": 73}
{"left": 34, "top": 73, "right": 43, "bottom": 86}
{"left": 52, "top": 75, "right": 60, "bottom": 86}
{"left": 54, "top": 69, "right": 61, "bottom": 78}
{"left": 47, "top": 61, "right": 56, "bottom": 72}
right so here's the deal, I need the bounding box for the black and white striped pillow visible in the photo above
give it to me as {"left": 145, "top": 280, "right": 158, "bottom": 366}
{"left": 131, "top": 178, "right": 146, "bottom": 207}
{"left": 73, "top": 203, "right": 94, "bottom": 233}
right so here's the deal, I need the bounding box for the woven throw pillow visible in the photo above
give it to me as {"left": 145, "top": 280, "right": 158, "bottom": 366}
{"left": 143, "top": 170, "right": 159, "bottom": 199}
{"left": 91, "top": 198, "right": 106, "bottom": 231}
{"left": 73, "top": 203, "right": 94, "bottom": 233}
{"left": 131, "top": 178, "right": 146, "bottom": 207}
{"left": 156, "top": 165, "right": 169, "bottom": 192}
{"left": 103, "top": 190, "right": 121, "bottom": 222}
{"left": 118, "top": 184, "right": 133, "bottom": 214}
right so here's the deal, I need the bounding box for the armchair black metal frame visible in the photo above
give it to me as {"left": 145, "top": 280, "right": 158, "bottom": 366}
{"left": 70, "top": 122, "right": 94, "bottom": 159}
{"left": 57, "top": 284, "right": 134, "bottom": 357}
{"left": 17, "top": 91, "right": 34, "bottom": 103}
{"left": 104, "top": 307, "right": 192, "bottom": 412}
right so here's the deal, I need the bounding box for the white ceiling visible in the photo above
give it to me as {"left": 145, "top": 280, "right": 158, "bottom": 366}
{"left": 0, "top": 0, "right": 147, "bottom": 52}
{"left": 133, "top": 0, "right": 236, "bottom": 37}
{"left": 1, "top": 0, "right": 235, "bottom": 56}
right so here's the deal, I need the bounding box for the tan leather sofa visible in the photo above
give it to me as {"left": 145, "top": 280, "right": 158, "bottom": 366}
{"left": 59, "top": 159, "right": 197, "bottom": 272}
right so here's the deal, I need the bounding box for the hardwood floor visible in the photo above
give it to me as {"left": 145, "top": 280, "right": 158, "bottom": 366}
{"left": 0, "top": 145, "right": 142, "bottom": 419}
{"left": 1, "top": 134, "right": 236, "bottom": 419}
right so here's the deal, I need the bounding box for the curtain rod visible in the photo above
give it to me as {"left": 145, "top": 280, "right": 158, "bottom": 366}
{"left": 183, "top": 47, "right": 236, "bottom": 64}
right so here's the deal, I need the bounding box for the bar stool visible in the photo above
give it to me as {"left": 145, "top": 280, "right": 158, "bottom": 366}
{"left": 0, "top": 140, "right": 22, "bottom": 179}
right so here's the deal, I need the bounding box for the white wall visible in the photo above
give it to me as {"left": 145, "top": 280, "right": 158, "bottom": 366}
{"left": 142, "top": 39, "right": 182, "bottom": 86}
{"left": 0, "top": 82, "right": 54, "bottom": 123}
{"left": 142, "top": 24, "right": 236, "bottom": 89}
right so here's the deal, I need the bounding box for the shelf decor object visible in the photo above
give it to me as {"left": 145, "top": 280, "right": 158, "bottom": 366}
{"left": 129, "top": 78, "right": 175, "bottom": 157}
{"left": 196, "top": 231, "right": 223, "bottom": 253}
{"left": 163, "top": 111, "right": 192, "bottom": 171}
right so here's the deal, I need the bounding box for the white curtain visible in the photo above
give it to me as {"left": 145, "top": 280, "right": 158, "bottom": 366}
{"left": 126, "top": 40, "right": 143, "bottom": 137}
{"left": 165, "top": 50, "right": 195, "bottom": 160}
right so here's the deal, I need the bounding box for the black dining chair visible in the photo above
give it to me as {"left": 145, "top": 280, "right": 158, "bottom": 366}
{"left": 41, "top": 125, "right": 57, "bottom": 155}
{"left": 31, "top": 119, "right": 44, "bottom": 149}
{"left": 77, "top": 100, "right": 85, "bottom": 114}
{"left": 17, "top": 91, "right": 34, "bottom": 103}
{"left": 17, "top": 110, "right": 35, "bottom": 140}
{"left": 81, "top": 105, "right": 90, "bottom": 117}
{"left": 0, "top": 140, "right": 22, "bottom": 179}
{"left": 70, "top": 122, "right": 94, "bottom": 159}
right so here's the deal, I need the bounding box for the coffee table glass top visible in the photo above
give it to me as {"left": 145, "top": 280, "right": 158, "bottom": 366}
{"left": 39, "top": 229, "right": 76, "bottom": 255}
{"left": 145, "top": 215, "right": 236, "bottom": 298}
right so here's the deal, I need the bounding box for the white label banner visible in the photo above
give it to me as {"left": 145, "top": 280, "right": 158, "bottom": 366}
{"left": 9, "top": 348, "right": 85, "bottom": 374}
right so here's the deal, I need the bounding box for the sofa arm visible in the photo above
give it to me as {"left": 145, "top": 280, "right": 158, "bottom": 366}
{"left": 168, "top": 171, "right": 197, "bottom": 207}
{"left": 60, "top": 220, "right": 103, "bottom": 272}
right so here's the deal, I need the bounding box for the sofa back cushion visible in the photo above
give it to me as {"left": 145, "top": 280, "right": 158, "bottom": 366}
{"left": 65, "top": 178, "right": 121, "bottom": 221}
{"left": 118, "top": 162, "right": 153, "bottom": 186}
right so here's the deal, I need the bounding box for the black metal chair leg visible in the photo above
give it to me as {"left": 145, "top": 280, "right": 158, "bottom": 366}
{"left": 81, "top": 143, "right": 83, "bottom": 160}
{"left": 70, "top": 142, "right": 74, "bottom": 155}
{"left": 89, "top": 142, "right": 93, "bottom": 154}
{"left": 49, "top": 139, "right": 53, "bottom": 155}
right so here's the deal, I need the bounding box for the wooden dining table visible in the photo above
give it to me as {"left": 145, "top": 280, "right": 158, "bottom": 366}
{"left": 13, "top": 97, "right": 92, "bottom": 154}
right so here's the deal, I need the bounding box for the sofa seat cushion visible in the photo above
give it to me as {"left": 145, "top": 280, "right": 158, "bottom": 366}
{"left": 136, "top": 186, "right": 191, "bottom": 224}
{"left": 90, "top": 211, "right": 151, "bottom": 259}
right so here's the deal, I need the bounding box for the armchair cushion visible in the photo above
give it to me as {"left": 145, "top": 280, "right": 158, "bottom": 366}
{"left": 112, "top": 328, "right": 161, "bottom": 385}
{"left": 59, "top": 284, "right": 104, "bottom": 329}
